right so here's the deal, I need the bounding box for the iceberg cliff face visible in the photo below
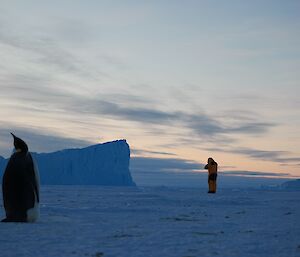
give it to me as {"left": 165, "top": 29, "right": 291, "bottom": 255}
{"left": 0, "top": 156, "right": 6, "bottom": 179}
{"left": 0, "top": 140, "right": 135, "bottom": 186}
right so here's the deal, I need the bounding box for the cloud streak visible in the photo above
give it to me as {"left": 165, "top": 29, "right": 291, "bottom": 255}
{"left": 0, "top": 70, "right": 275, "bottom": 141}
{"left": 131, "top": 156, "right": 204, "bottom": 173}
{"left": 206, "top": 146, "right": 300, "bottom": 164}
{"left": 0, "top": 29, "right": 89, "bottom": 76}
{"left": 222, "top": 170, "right": 290, "bottom": 177}
{"left": 132, "top": 149, "right": 177, "bottom": 157}
{"left": 61, "top": 95, "right": 275, "bottom": 140}
{"left": 0, "top": 127, "right": 91, "bottom": 157}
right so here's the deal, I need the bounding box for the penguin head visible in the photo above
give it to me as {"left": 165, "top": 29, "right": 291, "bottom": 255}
{"left": 10, "top": 133, "right": 28, "bottom": 153}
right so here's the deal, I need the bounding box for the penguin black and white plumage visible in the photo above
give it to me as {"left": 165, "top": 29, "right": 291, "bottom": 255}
{"left": 1, "top": 133, "right": 40, "bottom": 222}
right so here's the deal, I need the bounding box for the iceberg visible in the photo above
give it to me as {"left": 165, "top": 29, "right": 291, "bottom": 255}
{"left": 0, "top": 140, "right": 135, "bottom": 186}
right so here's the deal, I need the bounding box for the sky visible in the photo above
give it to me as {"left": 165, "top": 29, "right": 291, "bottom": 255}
{"left": 0, "top": 0, "right": 299, "bottom": 179}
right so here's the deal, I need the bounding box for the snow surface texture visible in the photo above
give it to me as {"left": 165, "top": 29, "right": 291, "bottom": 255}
{"left": 0, "top": 140, "right": 135, "bottom": 186}
{"left": 0, "top": 186, "right": 299, "bottom": 257}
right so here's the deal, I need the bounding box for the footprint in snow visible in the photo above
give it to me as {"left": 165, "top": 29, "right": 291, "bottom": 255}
{"left": 93, "top": 252, "right": 104, "bottom": 257}
{"left": 162, "top": 217, "right": 199, "bottom": 222}
{"left": 192, "top": 231, "right": 218, "bottom": 236}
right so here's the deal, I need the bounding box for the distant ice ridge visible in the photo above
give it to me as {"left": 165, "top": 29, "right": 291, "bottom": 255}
{"left": 280, "top": 179, "right": 300, "bottom": 191}
{"left": 0, "top": 140, "right": 136, "bottom": 186}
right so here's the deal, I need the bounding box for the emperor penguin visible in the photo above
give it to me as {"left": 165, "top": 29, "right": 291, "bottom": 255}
{"left": 1, "top": 133, "right": 40, "bottom": 222}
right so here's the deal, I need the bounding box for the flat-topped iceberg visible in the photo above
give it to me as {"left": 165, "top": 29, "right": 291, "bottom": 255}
{"left": 0, "top": 140, "right": 135, "bottom": 186}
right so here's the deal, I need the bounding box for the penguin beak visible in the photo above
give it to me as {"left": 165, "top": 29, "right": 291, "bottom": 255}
{"left": 10, "top": 133, "right": 17, "bottom": 150}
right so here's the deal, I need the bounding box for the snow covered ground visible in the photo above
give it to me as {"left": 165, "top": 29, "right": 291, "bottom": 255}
{"left": 0, "top": 186, "right": 299, "bottom": 257}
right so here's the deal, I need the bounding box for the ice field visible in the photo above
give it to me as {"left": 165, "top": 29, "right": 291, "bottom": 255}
{"left": 0, "top": 186, "right": 299, "bottom": 257}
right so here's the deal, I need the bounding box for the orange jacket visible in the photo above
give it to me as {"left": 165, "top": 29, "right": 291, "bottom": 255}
{"left": 204, "top": 161, "right": 218, "bottom": 175}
